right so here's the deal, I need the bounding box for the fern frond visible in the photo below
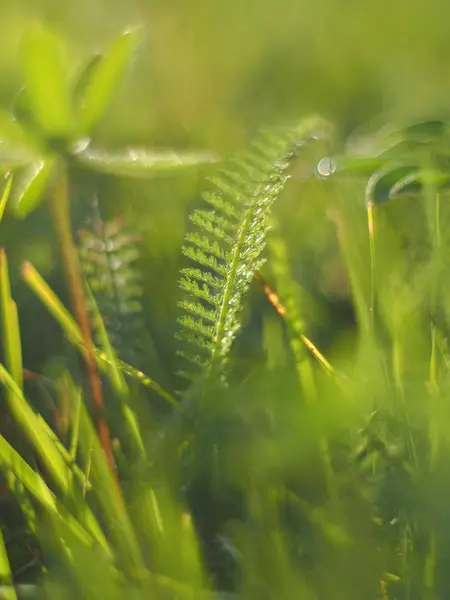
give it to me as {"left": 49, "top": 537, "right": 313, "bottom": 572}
{"left": 78, "top": 196, "right": 148, "bottom": 368}
{"left": 177, "top": 118, "right": 329, "bottom": 390}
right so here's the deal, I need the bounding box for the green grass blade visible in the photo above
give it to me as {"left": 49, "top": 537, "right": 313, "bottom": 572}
{"left": 21, "top": 24, "right": 73, "bottom": 138}
{"left": 0, "top": 362, "right": 70, "bottom": 493}
{"left": 86, "top": 283, "right": 145, "bottom": 456}
{"left": 0, "top": 525, "right": 17, "bottom": 600}
{"left": 68, "top": 379, "right": 82, "bottom": 463}
{"left": 0, "top": 250, "right": 23, "bottom": 389}
{"left": 77, "top": 30, "right": 139, "bottom": 135}
{"left": 21, "top": 261, "right": 83, "bottom": 343}
{"left": 0, "top": 434, "right": 109, "bottom": 553}
{"left": 0, "top": 173, "right": 13, "bottom": 223}
{"left": 77, "top": 398, "right": 145, "bottom": 579}
{"left": 22, "top": 262, "right": 179, "bottom": 408}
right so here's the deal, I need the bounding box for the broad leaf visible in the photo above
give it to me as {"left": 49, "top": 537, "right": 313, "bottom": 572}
{"left": 77, "top": 30, "right": 140, "bottom": 135}
{"left": 9, "top": 159, "right": 55, "bottom": 218}
{"left": 22, "top": 25, "right": 73, "bottom": 138}
{"left": 76, "top": 146, "right": 219, "bottom": 177}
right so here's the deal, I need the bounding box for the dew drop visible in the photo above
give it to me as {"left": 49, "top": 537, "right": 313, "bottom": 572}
{"left": 316, "top": 157, "right": 337, "bottom": 178}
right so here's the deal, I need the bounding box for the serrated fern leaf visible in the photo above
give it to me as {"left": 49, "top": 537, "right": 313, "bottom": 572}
{"left": 177, "top": 121, "right": 325, "bottom": 390}
{"left": 78, "top": 196, "right": 149, "bottom": 367}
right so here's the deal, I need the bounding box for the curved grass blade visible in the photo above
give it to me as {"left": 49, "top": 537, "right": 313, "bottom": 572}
{"left": 21, "top": 25, "right": 73, "bottom": 138}
{"left": 77, "top": 30, "right": 140, "bottom": 135}
{"left": 0, "top": 434, "right": 110, "bottom": 554}
{"left": 76, "top": 146, "right": 219, "bottom": 177}
{"left": 365, "top": 164, "right": 419, "bottom": 205}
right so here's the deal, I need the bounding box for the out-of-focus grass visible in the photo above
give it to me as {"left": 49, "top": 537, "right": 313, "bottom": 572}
{"left": 2, "top": 2, "right": 450, "bottom": 598}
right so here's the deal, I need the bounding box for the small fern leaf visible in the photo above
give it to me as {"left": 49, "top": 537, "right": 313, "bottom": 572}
{"left": 78, "top": 196, "right": 151, "bottom": 368}
{"left": 177, "top": 300, "right": 216, "bottom": 323}
{"left": 177, "top": 120, "right": 325, "bottom": 391}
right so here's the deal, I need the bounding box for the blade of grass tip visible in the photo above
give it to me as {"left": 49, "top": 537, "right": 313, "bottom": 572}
{"left": 0, "top": 526, "right": 17, "bottom": 600}
{"left": 22, "top": 261, "right": 179, "bottom": 409}
{"left": 0, "top": 173, "right": 13, "bottom": 223}
{"left": 21, "top": 261, "right": 83, "bottom": 345}
{"left": 0, "top": 362, "right": 69, "bottom": 493}
{"left": 85, "top": 282, "right": 145, "bottom": 456}
{"left": 0, "top": 250, "right": 23, "bottom": 389}
{"left": 253, "top": 267, "right": 348, "bottom": 384}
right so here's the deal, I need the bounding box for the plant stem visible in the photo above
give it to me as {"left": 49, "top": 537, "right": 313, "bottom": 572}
{"left": 49, "top": 163, "right": 118, "bottom": 486}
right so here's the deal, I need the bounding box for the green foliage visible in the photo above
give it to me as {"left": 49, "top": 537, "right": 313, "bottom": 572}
{"left": 4, "top": 8, "right": 450, "bottom": 600}
{"left": 176, "top": 121, "right": 325, "bottom": 391}
{"left": 0, "top": 24, "right": 218, "bottom": 219}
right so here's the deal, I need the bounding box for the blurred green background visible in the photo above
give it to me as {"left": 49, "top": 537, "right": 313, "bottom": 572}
{"left": 1, "top": 0, "right": 449, "bottom": 386}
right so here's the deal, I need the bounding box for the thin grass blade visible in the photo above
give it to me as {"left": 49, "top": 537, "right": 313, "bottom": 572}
{"left": 86, "top": 283, "right": 145, "bottom": 455}
{"left": 0, "top": 526, "right": 17, "bottom": 600}
{"left": 0, "top": 250, "right": 23, "bottom": 388}
{"left": 0, "top": 174, "right": 13, "bottom": 223}
{"left": 0, "top": 362, "right": 70, "bottom": 492}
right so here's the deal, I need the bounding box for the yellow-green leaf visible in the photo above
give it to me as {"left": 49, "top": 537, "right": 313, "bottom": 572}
{"left": 77, "top": 30, "right": 139, "bottom": 135}
{"left": 22, "top": 25, "right": 73, "bottom": 138}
